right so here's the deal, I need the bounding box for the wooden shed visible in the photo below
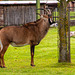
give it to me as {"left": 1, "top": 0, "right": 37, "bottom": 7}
{"left": 0, "top": 1, "right": 58, "bottom": 26}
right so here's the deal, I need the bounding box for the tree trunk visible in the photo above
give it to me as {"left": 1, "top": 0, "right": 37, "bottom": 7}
{"left": 58, "top": 0, "right": 71, "bottom": 62}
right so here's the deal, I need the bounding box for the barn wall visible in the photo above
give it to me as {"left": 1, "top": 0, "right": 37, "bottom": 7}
{"left": 0, "top": 4, "right": 44, "bottom": 26}
{"left": 0, "top": 6, "right": 4, "bottom": 26}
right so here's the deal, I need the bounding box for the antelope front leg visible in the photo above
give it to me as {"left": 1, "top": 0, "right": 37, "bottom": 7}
{"left": 0, "top": 52, "right": 3, "bottom": 68}
{"left": 30, "top": 45, "right": 35, "bottom": 67}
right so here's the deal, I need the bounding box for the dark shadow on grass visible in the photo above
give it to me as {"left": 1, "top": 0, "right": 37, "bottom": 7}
{"left": 50, "top": 62, "right": 75, "bottom": 68}
{"left": 71, "top": 37, "right": 75, "bottom": 38}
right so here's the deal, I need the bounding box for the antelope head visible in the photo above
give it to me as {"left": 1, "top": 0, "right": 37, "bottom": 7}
{"left": 36, "top": 8, "right": 57, "bottom": 26}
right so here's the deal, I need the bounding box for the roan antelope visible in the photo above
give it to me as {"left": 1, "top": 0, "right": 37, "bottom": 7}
{"left": 0, "top": 8, "right": 56, "bottom": 68}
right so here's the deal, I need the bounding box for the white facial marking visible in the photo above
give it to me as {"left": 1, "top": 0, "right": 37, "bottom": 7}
{"left": 0, "top": 40, "right": 3, "bottom": 51}
{"left": 50, "top": 18, "right": 52, "bottom": 23}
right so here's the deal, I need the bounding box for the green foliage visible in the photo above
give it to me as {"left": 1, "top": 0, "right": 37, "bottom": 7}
{"left": 0, "top": 27, "right": 75, "bottom": 75}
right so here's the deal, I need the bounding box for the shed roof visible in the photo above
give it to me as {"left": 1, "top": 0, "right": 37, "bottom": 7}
{"left": 0, "top": 1, "right": 58, "bottom": 5}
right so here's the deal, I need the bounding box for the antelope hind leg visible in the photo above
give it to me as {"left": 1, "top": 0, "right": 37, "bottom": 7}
{"left": 0, "top": 44, "right": 9, "bottom": 68}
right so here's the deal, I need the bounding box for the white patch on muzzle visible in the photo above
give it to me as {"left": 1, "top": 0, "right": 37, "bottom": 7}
{"left": 0, "top": 40, "right": 3, "bottom": 51}
{"left": 50, "top": 23, "right": 58, "bottom": 27}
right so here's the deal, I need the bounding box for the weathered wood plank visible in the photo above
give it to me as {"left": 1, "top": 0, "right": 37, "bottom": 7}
{"left": 17, "top": 6, "right": 22, "bottom": 25}
{"left": 0, "top": 6, "right": 4, "bottom": 26}
{"left": 14, "top": 6, "right": 19, "bottom": 25}
{"left": 8, "top": 6, "right": 15, "bottom": 25}
{"left": 21, "top": 5, "right": 25, "bottom": 24}
{"left": 4, "top": 6, "right": 8, "bottom": 26}
{"left": 31, "top": 5, "right": 36, "bottom": 22}
{"left": 25, "top": 6, "right": 30, "bottom": 23}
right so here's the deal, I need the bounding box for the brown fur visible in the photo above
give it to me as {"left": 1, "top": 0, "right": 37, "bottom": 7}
{"left": 0, "top": 15, "right": 50, "bottom": 68}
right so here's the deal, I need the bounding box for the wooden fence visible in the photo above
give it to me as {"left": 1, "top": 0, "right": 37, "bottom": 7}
{"left": 53, "top": 7, "right": 75, "bottom": 26}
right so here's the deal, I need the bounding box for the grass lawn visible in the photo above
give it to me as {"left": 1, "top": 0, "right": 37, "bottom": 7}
{"left": 0, "top": 26, "right": 75, "bottom": 75}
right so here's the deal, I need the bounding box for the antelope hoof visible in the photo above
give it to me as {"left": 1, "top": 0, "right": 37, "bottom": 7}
{"left": 0, "top": 66, "right": 2, "bottom": 68}
{"left": 2, "top": 66, "right": 6, "bottom": 68}
{"left": 31, "top": 64, "right": 35, "bottom": 67}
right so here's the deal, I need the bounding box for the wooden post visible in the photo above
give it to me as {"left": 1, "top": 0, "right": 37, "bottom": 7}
{"left": 58, "top": 0, "right": 71, "bottom": 62}
{"left": 36, "top": 0, "right": 40, "bottom": 20}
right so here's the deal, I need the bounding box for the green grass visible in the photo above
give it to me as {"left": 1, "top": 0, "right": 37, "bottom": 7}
{"left": 0, "top": 26, "right": 75, "bottom": 75}
{"left": 70, "top": 12, "right": 75, "bottom": 20}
